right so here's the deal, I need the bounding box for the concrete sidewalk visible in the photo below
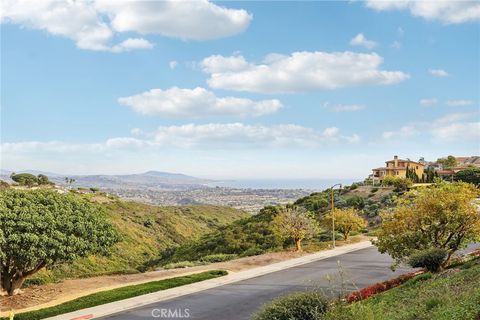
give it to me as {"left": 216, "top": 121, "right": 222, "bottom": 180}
{"left": 47, "top": 241, "right": 373, "bottom": 320}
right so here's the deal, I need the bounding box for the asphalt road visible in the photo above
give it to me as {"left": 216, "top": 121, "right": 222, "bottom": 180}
{"left": 101, "top": 246, "right": 414, "bottom": 320}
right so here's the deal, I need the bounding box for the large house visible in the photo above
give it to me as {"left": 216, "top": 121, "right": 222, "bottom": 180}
{"left": 434, "top": 156, "right": 480, "bottom": 180}
{"left": 372, "top": 155, "right": 424, "bottom": 182}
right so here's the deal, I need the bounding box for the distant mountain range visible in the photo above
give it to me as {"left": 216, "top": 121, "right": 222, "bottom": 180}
{"left": 0, "top": 169, "right": 213, "bottom": 190}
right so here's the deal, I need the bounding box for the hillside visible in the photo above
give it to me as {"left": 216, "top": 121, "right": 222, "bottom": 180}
{"left": 325, "top": 261, "right": 480, "bottom": 320}
{"left": 160, "top": 185, "right": 396, "bottom": 264}
{"left": 0, "top": 170, "right": 213, "bottom": 190}
{"left": 34, "top": 194, "right": 247, "bottom": 282}
{"left": 294, "top": 185, "right": 397, "bottom": 226}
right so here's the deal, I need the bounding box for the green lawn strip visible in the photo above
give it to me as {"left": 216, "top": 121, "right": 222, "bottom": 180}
{"left": 326, "top": 264, "right": 480, "bottom": 320}
{"left": 5, "top": 270, "right": 227, "bottom": 320}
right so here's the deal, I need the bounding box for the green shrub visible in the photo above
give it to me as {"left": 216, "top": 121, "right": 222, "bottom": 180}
{"left": 350, "top": 184, "right": 359, "bottom": 190}
{"left": 381, "top": 176, "right": 413, "bottom": 191}
{"left": 10, "top": 173, "right": 39, "bottom": 186}
{"left": 318, "top": 232, "right": 343, "bottom": 242}
{"left": 425, "top": 297, "right": 442, "bottom": 310}
{"left": 454, "top": 167, "right": 480, "bottom": 185}
{"left": 403, "top": 272, "right": 432, "bottom": 287}
{"left": 163, "top": 261, "right": 204, "bottom": 269}
{"left": 370, "top": 187, "right": 379, "bottom": 193}
{"left": 23, "top": 278, "right": 48, "bottom": 288}
{"left": 143, "top": 218, "right": 154, "bottom": 228}
{"left": 345, "top": 196, "right": 365, "bottom": 209}
{"left": 201, "top": 253, "right": 238, "bottom": 263}
{"left": 240, "top": 246, "right": 265, "bottom": 257}
{"left": 408, "top": 248, "right": 447, "bottom": 272}
{"left": 254, "top": 291, "right": 329, "bottom": 320}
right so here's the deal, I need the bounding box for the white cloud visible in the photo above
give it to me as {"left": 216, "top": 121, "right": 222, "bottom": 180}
{"left": 429, "top": 69, "right": 449, "bottom": 77}
{"left": 1, "top": 123, "right": 360, "bottom": 154}
{"left": 445, "top": 99, "right": 474, "bottom": 106}
{"left": 110, "top": 38, "right": 153, "bottom": 53}
{"left": 326, "top": 103, "right": 366, "bottom": 112}
{"left": 383, "top": 112, "right": 480, "bottom": 143}
{"left": 431, "top": 122, "right": 480, "bottom": 142}
{"left": 201, "top": 55, "right": 250, "bottom": 73}
{"left": 201, "top": 51, "right": 409, "bottom": 93}
{"left": 95, "top": 0, "right": 252, "bottom": 41}
{"left": 118, "top": 87, "right": 282, "bottom": 117}
{"left": 429, "top": 113, "right": 480, "bottom": 142}
{"left": 383, "top": 125, "right": 418, "bottom": 139}
{"left": 365, "top": 1, "right": 480, "bottom": 24}
{"left": 350, "top": 33, "right": 377, "bottom": 49}
{"left": 0, "top": 0, "right": 113, "bottom": 51}
{"left": 419, "top": 98, "right": 438, "bottom": 107}
{"left": 169, "top": 60, "right": 178, "bottom": 70}
{"left": 0, "top": 0, "right": 252, "bottom": 51}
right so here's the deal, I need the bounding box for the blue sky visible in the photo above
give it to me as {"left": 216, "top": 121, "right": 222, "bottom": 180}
{"left": 1, "top": 0, "right": 479, "bottom": 179}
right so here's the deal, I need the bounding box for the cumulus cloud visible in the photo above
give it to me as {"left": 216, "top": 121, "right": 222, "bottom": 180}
{"left": 0, "top": 0, "right": 252, "bottom": 51}
{"left": 96, "top": 0, "right": 252, "bottom": 41}
{"left": 0, "top": 0, "right": 113, "bottom": 51}
{"left": 201, "top": 51, "right": 409, "bottom": 93}
{"left": 118, "top": 87, "right": 283, "bottom": 117}
{"left": 445, "top": 99, "right": 474, "bottom": 106}
{"left": 169, "top": 60, "right": 178, "bottom": 70}
{"left": 365, "top": 1, "right": 480, "bottom": 24}
{"left": 419, "top": 98, "right": 438, "bottom": 107}
{"left": 382, "top": 112, "right": 480, "bottom": 143}
{"left": 1, "top": 123, "right": 360, "bottom": 154}
{"left": 350, "top": 33, "right": 377, "bottom": 49}
{"left": 110, "top": 38, "right": 154, "bottom": 53}
{"left": 429, "top": 69, "right": 449, "bottom": 77}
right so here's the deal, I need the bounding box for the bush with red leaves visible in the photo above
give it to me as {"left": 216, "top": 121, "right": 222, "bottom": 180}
{"left": 346, "top": 271, "right": 423, "bottom": 303}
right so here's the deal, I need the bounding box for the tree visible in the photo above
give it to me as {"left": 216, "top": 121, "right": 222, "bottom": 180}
{"left": 437, "top": 155, "right": 458, "bottom": 169}
{"left": 406, "top": 166, "right": 419, "bottom": 183}
{"left": 271, "top": 207, "right": 319, "bottom": 251}
{"left": 65, "top": 177, "right": 76, "bottom": 187}
{"left": 10, "top": 173, "right": 38, "bottom": 187}
{"left": 0, "top": 189, "right": 119, "bottom": 295}
{"left": 423, "top": 167, "right": 436, "bottom": 183}
{"left": 381, "top": 176, "right": 413, "bottom": 191}
{"left": 37, "top": 174, "right": 51, "bottom": 185}
{"left": 455, "top": 167, "right": 480, "bottom": 186}
{"left": 321, "top": 208, "right": 367, "bottom": 241}
{"left": 375, "top": 182, "right": 480, "bottom": 269}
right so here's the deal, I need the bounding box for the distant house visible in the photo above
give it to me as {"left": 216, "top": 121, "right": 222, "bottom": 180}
{"left": 435, "top": 156, "right": 480, "bottom": 180}
{"left": 372, "top": 155, "right": 424, "bottom": 183}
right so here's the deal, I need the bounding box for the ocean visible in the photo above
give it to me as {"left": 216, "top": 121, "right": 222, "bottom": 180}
{"left": 206, "top": 178, "right": 360, "bottom": 190}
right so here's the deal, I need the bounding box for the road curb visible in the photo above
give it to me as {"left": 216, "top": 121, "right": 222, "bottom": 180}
{"left": 46, "top": 241, "right": 373, "bottom": 320}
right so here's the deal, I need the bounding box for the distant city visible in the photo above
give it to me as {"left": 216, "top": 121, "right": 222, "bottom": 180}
{"left": 2, "top": 170, "right": 358, "bottom": 213}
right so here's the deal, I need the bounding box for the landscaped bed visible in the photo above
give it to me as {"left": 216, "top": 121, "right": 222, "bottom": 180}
{"left": 325, "top": 260, "right": 480, "bottom": 320}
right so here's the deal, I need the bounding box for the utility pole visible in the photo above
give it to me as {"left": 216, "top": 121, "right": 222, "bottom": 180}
{"left": 330, "top": 183, "right": 342, "bottom": 248}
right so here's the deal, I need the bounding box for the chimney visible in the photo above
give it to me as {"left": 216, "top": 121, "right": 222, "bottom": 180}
{"left": 394, "top": 155, "right": 398, "bottom": 160}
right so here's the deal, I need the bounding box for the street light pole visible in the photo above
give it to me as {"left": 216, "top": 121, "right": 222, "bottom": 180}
{"left": 330, "top": 183, "right": 342, "bottom": 248}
